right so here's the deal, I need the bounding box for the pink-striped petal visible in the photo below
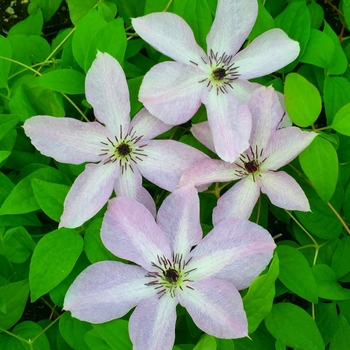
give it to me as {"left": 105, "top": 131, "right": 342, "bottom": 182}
{"left": 137, "top": 139, "right": 209, "bottom": 192}
{"left": 229, "top": 78, "right": 262, "bottom": 102}
{"left": 234, "top": 29, "right": 300, "bottom": 80}
{"left": 101, "top": 197, "right": 172, "bottom": 270}
{"left": 59, "top": 162, "right": 117, "bottom": 228}
{"left": 213, "top": 176, "right": 260, "bottom": 223}
{"left": 129, "top": 295, "right": 177, "bottom": 350}
{"left": 191, "top": 122, "right": 216, "bottom": 153}
{"left": 156, "top": 185, "right": 202, "bottom": 257}
{"left": 178, "top": 279, "right": 248, "bottom": 338}
{"left": 85, "top": 52, "right": 130, "bottom": 136}
{"left": 63, "top": 261, "right": 153, "bottom": 323}
{"left": 207, "top": 0, "right": 257, "bottom": 58}
{"left": 259, "top": 171, "right": 310, "bottom": 211}
{"left": 188, "top": 218, "right": 275, "bottom": 289}
{"left": 139, "top": 62, "right": 204, "bottom": 125}
{"left": 23, "top": 116, "right": 110, "bottom": 164}
{"left": 132, "top": 13, "right": 206, "bottom": 65}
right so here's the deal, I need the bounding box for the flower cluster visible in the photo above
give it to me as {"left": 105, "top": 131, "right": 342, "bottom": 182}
{"left": 23, "top": 0, "right": 317, "bottom": 349}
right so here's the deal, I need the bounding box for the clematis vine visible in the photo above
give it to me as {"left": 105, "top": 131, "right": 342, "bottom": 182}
{"left": 23, "top": 52, "right": 208, "bottom": 228}
{"left": 179, "top": 86, "right": 317, "bottom": 223}
{"left": 63, "top": 184, "right": 276, "bottom": 350}
{"left": 132, "top": 0, "right": 300, "bottom": 162}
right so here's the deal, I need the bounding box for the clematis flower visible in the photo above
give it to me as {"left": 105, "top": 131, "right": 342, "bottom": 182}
{"left": 23, "top": 52, "right": 208, "bottom": 228}
{"left": 63, "top": 184, "right": 276, "bottom": 350}
{"left": 179, "top": 86, "right": 317, "bottom": 223}
{"left": 132, "top": 0, "right": 300, "bottom": 162}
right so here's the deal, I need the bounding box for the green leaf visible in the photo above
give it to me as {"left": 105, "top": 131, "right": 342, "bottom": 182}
{"left": 265, "top": 303, "right": 324, "bottom": 350}
{"left": 331, "top": 237, "right": 350, "bottom": 278}
{"left": 0, "top": 280, "right": 29, "bottom": 330}
{"left": 315, "top": 302, "right": 338, "bottom": 346}
{"left": 0, "top": 334, "right": 24, "bottom": 349}
{"left": 0, "top": 36, "right": 12, "bottom": 89}
{"left": 248, "top": 0, "right": 274, "bottom": 41}
{"left": 194, "top": 334, "right": 216, "bottom": 350}
{"left": 216, "top": 339, "right": 234, "bottom": 350}
{"left": 85, "top": 329, "right": 115, "bottom": 350}
{"left": 31, "top": 0, "right": 63, "bottom": 22}
{"left": 312, "top": 264, "right": 350, "bottom": 300}
{"left": 38, "top": 319, "right": 71, "bottom": 350}
{"left": 330, "top": 314, "right": 350, "bottom": 350}
{"left": 299, "top": 136, "right": 338, "bottom": 202}
{"left": 284, "top": 73, "right": 322, "bottom": 127}
{"left": 128, "top": 76, "right": 143, "bottom": 117}
{"left": 37, "top": 69, "right": 85, "bottom": 94}
{"left": 67, "top": 0, "right": 98, "bottom": 25}
{"left": 276, "top": 245, "right": 318, "bottom": 303}
{"left": 8, "top": 8, "right": 43, "bottom": 36}
{"left": 332, "top": 102, "right": 350, "bottom": 136}
{"left": 308, "top": 2, "right": 324, "bottom": 29}
{"left": 31, "top": 179, "right": 69, "bottom": 222}
{"left": 243, "top": 253, "right": 279, "bottom": 333}
{"left": 0, "top": 115, "right": 19, "bottom": 141}
{"left": 12, "top": 321, "right": 50, "bottom": 350}
{"left": 29, "top": 228, "right": 83, "bottom": 301}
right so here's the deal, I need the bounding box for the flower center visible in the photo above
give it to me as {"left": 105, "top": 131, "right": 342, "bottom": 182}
{"left": 234, "top": 146, "right": 266, "bottom": 181}
{"left": 145, "top": 254, "right": 196, "bottom": 298}
{"left": 99, "top": 126, "right": 147, "bottom": 173}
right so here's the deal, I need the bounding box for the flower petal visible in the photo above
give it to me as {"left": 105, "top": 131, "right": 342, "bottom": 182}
{"left": 132, "top": 13, "right": 206, "bottom": 65}
{"left": 262, "top": 128, "right": 317, "bottom": 170}
{"left": 60, "top": 163, "right": 117, "bottom": 228}
{"left": 259, "top": 171, "right": 310, "bottom": 211}
{"left": 234, "top": 29, "right": 300, "bottom": 80}
{"left": 101, "top": 197, "right": 172, "bottom": 270}
{"left": 137, "top": 139, "right": 209, "bottom": 191}
{"left": 139, "top": 62, "right": 204, "bottom": 125}
{"left": 179, "top": 158, "right": 237, "bottom": 188}
{"left": 24, "top": 116, "right": 110, "bottom": 164}
{"left": 85, "top": 52, "right": 130, "bottom": 136}
{"left": 230, "top": 79, "right": 261, "bottom": 103}
{"left": 212, "top": 176, "right": 260, "bottom": 223}
{"left": 178, "top": 279, "right": 248, "bottom": 338}
{"left": 63, "top": 261, "right": 154, "bottom": 323}
{"left": 191, "top": 122, "right": 216, "bottom": 153}
{"left": 114, "top": 167, "right": 156, "bottom": 217}
{"left": 206, "top": 0, "right": 257, "bottom": 57}
{"left": 156, "top": 185, "right": 202, "bottom": 257}
{"left": 203, "top": 91, "right": 252, "bottom": 162}
{"left": 129, "top": 294, "right": 177, "bottom": 350}
{"left": 188, "top": 218, "right": 275, "bottom": 289}
{"left": 130, "top": 108, "right": 173, "bottom": 141}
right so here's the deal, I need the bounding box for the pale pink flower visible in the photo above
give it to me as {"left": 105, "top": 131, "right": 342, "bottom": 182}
{"left": 63, "top": 185, "right": 276, "bottom": 350}
{"left": 132, "top": 0, "right": 300, "bottom": 162}
{"left": 23, "top": 52, "right": 208, "bottom": 228}
{"left": 179, "top": 86, "right": 317, "bottom": 223}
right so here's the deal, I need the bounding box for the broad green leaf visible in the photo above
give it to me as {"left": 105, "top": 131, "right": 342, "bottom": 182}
{"left": 0, "top": 334, "right": 24, "bottom": 349}
{"left": 0, "top": 167, "right": 70, "bottom": 215}
{"left": 59, "top": 312, "right": 92, "bottom": 350}
{"left": 12, "top": 321, "right": 50, "bottom": 350}
{"left": 332, "top": 102, "right": 350, "bottom": 136}
{"left": 324, "top": 77, "right": 350, "bottom": 125}
{"left": 299, "top": 136, "right": 338, "bottom": 202}
{"left": 128, "top": 76, "right": 143, "bottom": 117}
{"left": 93, "top": 319, "right": 132, "bottom": 350}
{"left": 37, "top": 69, "right": 85, "bottom": 94}
{"left": 116, "top": 0, "right": 146, "bottom": 24}
{"left": 194, "top": 335, "right": 216, "bottom": 350}
{"left": 315, "top": 302, "right": 338, "bottom": 346}
{"left": 308, "top": 2, "right": 324, "bottom": 29}
{"left": 331, "top": 236, "right": 350, "bottom": 278}
{"left": 8, "top": 85, "right": 37, "bottom": 122}
{"left": 8, "top": 8, "right": 43, "bottom": 36}
{"left": 30, "top": 0, "right": 63, "bottom": 22}
{"left": 0, "top": 36, "right": 12, "bottom": 89}
{"left": 0, "top": 280, "right": 29, "bottom": 330}
{"left": 343, "top": 183, "right": 350, "bottom": 220}
{"left": 67, "top": 0, "right": 98, "bottom": 25}
{"left": 312, "top": 264, "right": 350, "bottom": 300}
{"left": 26, "top": 35, "right": 51, "bottom": 63}
{"left": 29, "top": 228, "right": 83, "bottom": 301}
{"left": 248, "top": 0, "right": 274, "bottom": 41}
{"left": 0, "top": 115, "right": 19, "bottom": 141}
{"left": 31, "top": 179, "right": 69, "bottom": 222}
{"left": 38, "top": 319, "right": 71, "bottom": 350}
{"left": 284, "top": 73, "right": 322, "bottom": 127}
{"left": 330, "top": 314, "right": 350, "bottom": 350}
{"left": 97, "top": 2, "right": 118, "bottom": 22}
{"left": 276, "top": 245, "right": 318, "bottom": 303}
{"left": 145, "top": 0, "right": 169, "bottom": 13}
{"left": 265, "top": 303, "right": 324, "bottom": 350}
{"left": 243, "top": 253, "right": 279, "bottom": 333}
{"left": 216, "top": 339, "right": 234, "bottom": 350}
{"left": 85, "top": 329, "right": 115, "bottom": 350}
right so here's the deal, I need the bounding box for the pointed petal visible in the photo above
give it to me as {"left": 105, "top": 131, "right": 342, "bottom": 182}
{"left": 191, "top": 122, "right": 216, "bottom": 153}
{"left": 203, "top": 91, "right": 252, "bottom": 162}
{"left": 139, "top": 62, "right": 204, "bottom": 125}
{"left": 188, "top": 218, "right": 276, "bottom": 289}
{"left": 63, "top": 261, "right": 154, "bottom": 323}
{"left": 248, "top": 86, "right": 285, "bottom": 149}
{"left": 178, "top": 279, "right": 248, "bottom": 338}
{"left": 207, "top": 0, "right": 257, "bottom": 57}
{"left": 114, "top": 167, "right": 156, "bottom": 217}
{"left": 262, "top": 128, "right": 317, "bottom": 170}
{"left": 130, "top": 108, "right": 173, "bottom": 141}
{"left": 101, "top": 197, "right": 172, "bottom": 270}
{"left": 24, "top": 116, "right": 110, "bottom": 164}
{"left": 129, "top": 295, "right": 177, "bottom": 350}
{"left": 213, "top": 176, "right": 260, "bottom": 223}
{"left": 156, "top": 185, "right": 202, "bottom": 257}
{"left": 234, "top": 29, "right": 300, "bottom": 79}
{"left": 132, "top": 13, "right": 206, "bottom": 65}
{"left": 86, "top": 52, "right": 130, "bottom": 136}
{"left": 179, "top": 158, "right": 237, "bottom": 188}
{"left": 259, "top": 171, "right": 310, "bottom": 211}
{"left": 137, "top": 140, "right": 209, "bottom": 191}
{"left": 60, "top": 163, "right": 117, "bottom": 228}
